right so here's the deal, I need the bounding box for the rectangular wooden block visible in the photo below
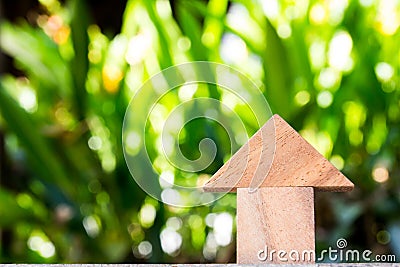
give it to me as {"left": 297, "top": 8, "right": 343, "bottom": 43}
{"left": 237, "top": 187, "right": 315, "bottom": 264}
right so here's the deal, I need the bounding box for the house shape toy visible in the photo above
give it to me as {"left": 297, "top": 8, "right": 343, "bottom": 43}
{"left": 203, "top": 114, "right": 354, "bottom": 263}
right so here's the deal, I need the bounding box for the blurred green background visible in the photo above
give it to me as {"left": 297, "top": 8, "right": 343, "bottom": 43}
{"left": 0, "top": 0, "right": 399, "bottom": 263}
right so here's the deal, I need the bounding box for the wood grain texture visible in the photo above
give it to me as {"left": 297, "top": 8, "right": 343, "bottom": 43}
{"left": 203, "top": 114, "right": 354, "bottom": 192}
{"left": 237, "top": 187, "right": 315, "bottom": 264}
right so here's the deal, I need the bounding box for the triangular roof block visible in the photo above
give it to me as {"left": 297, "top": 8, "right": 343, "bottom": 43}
{"left": 203, "top": 115, "right": 354, "bottom": 192}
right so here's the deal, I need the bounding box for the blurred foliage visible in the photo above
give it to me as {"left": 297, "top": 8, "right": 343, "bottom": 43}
{"left": 0, "top": 0, "right": 400, "bottom": 263}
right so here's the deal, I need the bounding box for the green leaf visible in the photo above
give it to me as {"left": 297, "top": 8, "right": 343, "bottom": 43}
{"left": 0, "top": 22, "right": 72, "bottom": 99}
{"left": 0, "top": 189, "right": 47, "bottom": 227}
{"left": 68, "top": 0, "right": 91, "bottom": 119}
{"left": 176, "top": 2, "right": 208, "bottom": 61}
{"left": 0, "top": 83, "right": 73, "bottom": 197}
{"left": 142, "top": 0, "right": 173, "bottom": 68}
{"left": 263, "top": 20, "right": 293, "bottom": 118}
{"left": 0, "top": 188, "right": 31, "bottom": 226}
